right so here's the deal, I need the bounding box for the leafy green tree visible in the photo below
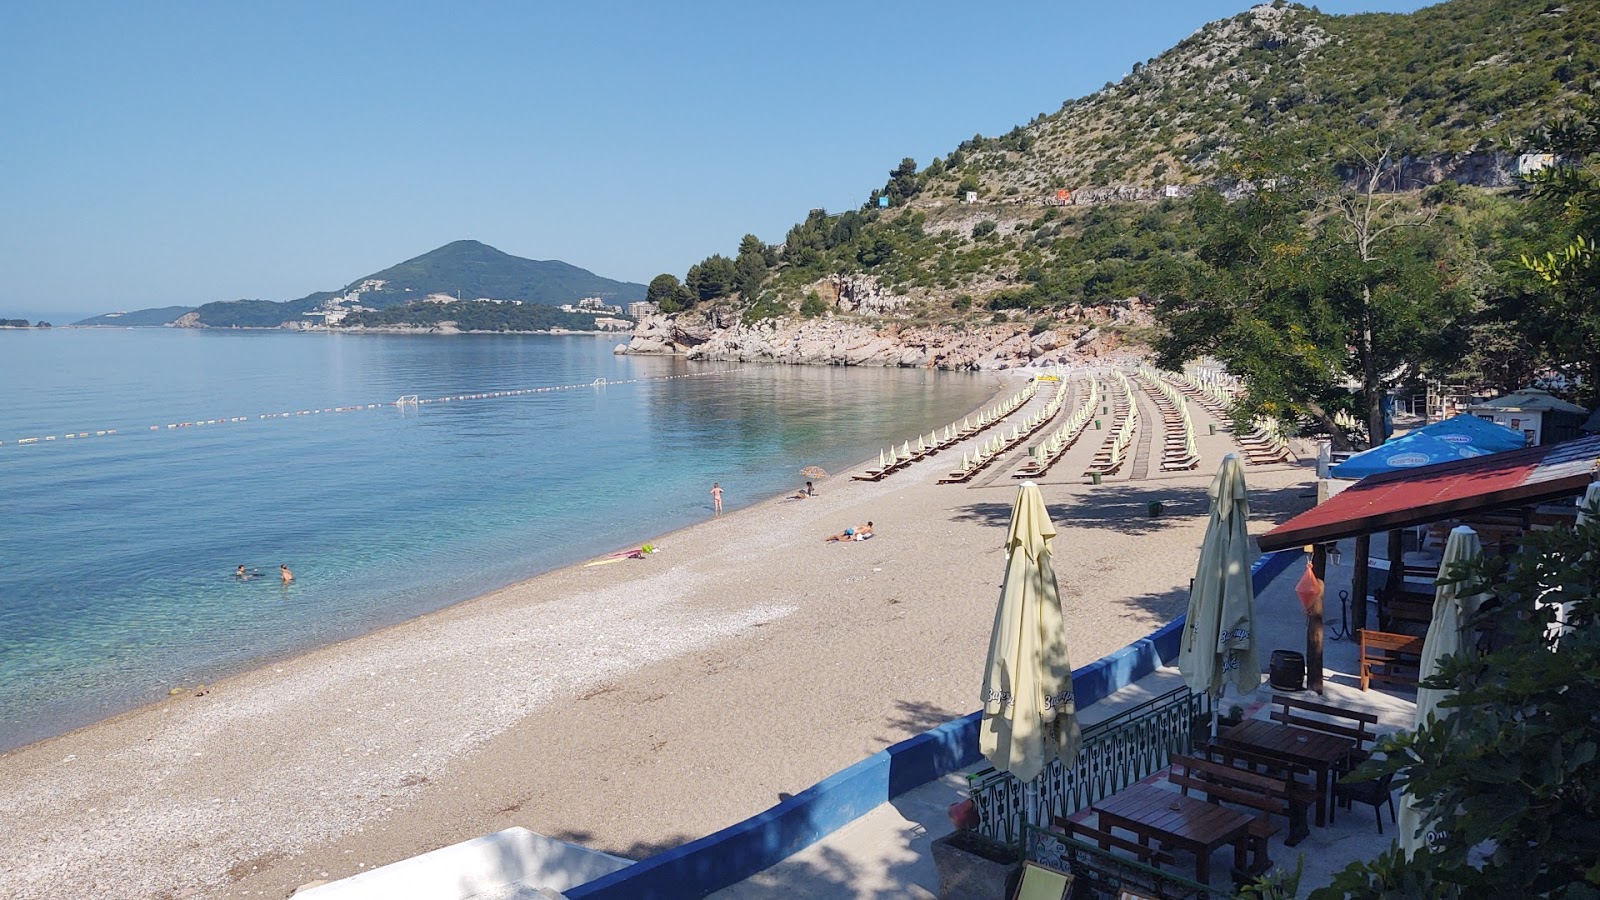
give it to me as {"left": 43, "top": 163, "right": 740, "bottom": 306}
{"left": 646, "top": 273, "right": 682, "bottom": 306}
{"left": 647, "top": 273, "right": 694, "bottom": 314}
{"left": 686, "top": 254, "right": 737, "bottom": 302}
{"left": 732, "top": 235, "right": 771, "bottom": 297}
{"left": 880, "top": 157, "right": 920, "bottom": 205}
{"left": 799, "top": 291, "right": 828, "bottom": 318}
{"left": 1519, "top": 107, "right": 1600, "bottom": 405}
{"left": 1310, "top": 511, "right": 1600, "bottom": 899}
{"left": 1154, "top": 145, "right": 1472, "bottom": 448}
{"left": 956, "top": 175, "right": 980, "bottom": 200}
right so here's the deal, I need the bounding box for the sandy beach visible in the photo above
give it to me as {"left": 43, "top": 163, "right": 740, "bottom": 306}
{"left": 0, "top": 373, "right": 1316, "bottom": 900}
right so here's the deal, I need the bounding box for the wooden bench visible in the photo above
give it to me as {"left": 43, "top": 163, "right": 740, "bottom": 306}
{"left": 1168, "top": 754, "right": 1300, "bottom": 871}
{"left": 1268, "top": 694, "right": 1379, "bottom": 771}
{"left": 1053, "top": 816, "right": 1176, "bottom": 868}
{"left": 1359, "top": 629, "right": 1424, "bottom": 690}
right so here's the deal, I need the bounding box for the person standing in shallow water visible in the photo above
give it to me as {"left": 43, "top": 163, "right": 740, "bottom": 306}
{"left": 280, "top": 564, "right": 294, "bottom": 584}
{"left": 710, "top": 482, "right": 724, "bottom": 516}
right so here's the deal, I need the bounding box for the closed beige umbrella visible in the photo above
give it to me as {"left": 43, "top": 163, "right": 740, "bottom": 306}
{"left": 1553, "top": 483, "right": 1600, "bottom": 640}
{"left": 1398, "top": 525, "right": 1485, "bottom": 857}
{"left": 981, "top": 482, "right": 1081, "bottom": 787}
{"left": 1178, "top": 453, "right": 1260, "bottom": 732}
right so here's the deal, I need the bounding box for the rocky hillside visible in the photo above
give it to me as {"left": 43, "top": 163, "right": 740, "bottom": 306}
{"left": 624, "top": 0, "right": 1597, "bottom": 369}
{"left": 626, "top": 298, "right": 1153, "bottom": 370}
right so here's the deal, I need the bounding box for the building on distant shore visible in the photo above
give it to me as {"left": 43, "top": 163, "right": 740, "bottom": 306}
{"left": 627, "top": 301, "right": 659, "bottom": 319}
{"left": 560, "top": 297, "right": 622, "bottom": 315}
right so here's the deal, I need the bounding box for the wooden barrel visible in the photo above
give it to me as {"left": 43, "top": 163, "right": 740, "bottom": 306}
{"left": 1269, "top": 650, "right": 1306, "bottom": 691}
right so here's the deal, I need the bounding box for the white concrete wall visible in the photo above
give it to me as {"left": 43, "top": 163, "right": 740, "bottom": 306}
{"left": 295, "top": 827, "right": 632, "bottom": 900}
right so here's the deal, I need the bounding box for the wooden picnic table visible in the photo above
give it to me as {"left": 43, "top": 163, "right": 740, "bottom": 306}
{"left": 1091, "top": 782, "right": 1253, "bottom": 885}
{"left": 1216, "top": 719, "right": 1355, "bottom": 827}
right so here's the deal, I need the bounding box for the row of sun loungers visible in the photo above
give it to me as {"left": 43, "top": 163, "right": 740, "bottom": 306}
{"left": 853, "top": 379, "right": 1043, "bottom": 482}
{"left": 1138, "top": 369, "right": 1200, "bottom": 473}
{"left": 1169, "top": 370, "right": 1236, "bottom": 419}
{"left": 1237, "top": 415, "right": 1295, "bottom": 465}
{"left": 1011, "top": 378, "right": 1102, "bottom": 479}
{"left": 1084, "top": 371, "right": 1138, "bottom": 479}
{"left": 937, "top": 378, "right": 1072, "bottom": 484}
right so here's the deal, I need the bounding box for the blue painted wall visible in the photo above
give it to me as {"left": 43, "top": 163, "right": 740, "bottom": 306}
{"left": 567, "top": 548, "right": 1303, "bottom": 899}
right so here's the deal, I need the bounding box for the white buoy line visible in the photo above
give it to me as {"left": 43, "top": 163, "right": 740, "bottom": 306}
{"left": 3, "top": 370, "right": 727, "bottom": 449}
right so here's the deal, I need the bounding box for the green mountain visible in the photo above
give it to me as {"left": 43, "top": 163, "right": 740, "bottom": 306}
{"left": 73, "top": 305, "right": 198, "bottom": 327}
{"left": 81, "top": 241, "right": 646, "bottom": 328}
{"left": 308, "top": 239, "right": 645, "bottom": 311}
{"left": 663, "top": 0, "right": 1596, "bottom": 320}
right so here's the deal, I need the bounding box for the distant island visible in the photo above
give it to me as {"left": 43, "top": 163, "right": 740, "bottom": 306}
{"left": 74, "top": 240, "right": 649, "bottom": 332}
{"left": 1, "top": 319, "right": 52, "bottom": 328}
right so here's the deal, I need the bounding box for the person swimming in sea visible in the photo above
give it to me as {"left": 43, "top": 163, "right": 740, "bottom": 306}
{"left": 235, "top": 565, "right": 262, "bottom": 580}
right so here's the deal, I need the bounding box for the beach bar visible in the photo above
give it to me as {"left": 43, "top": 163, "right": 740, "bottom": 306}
{"left": 1257, "top": 434, "right": 1600, "bottom": 691}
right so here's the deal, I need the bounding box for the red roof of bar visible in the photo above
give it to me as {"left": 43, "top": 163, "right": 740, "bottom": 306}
{"left": 1257, "top": 434, "right": 1600, "bottom": 551}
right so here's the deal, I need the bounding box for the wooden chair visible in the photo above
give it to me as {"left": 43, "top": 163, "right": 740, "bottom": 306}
{"left": 1358, "top": 629, "right": 1424, "bottom": 690}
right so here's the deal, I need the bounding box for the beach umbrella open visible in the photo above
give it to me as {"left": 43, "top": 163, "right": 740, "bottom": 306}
{"left": 981, "top": 482, "right": 1081, "bottom": 817}
{"left": 1178, "top": 453, "right": 1260, "bottom": 733}
{"left": 1398, "top": 525, "right": 1485, "bottom": 857}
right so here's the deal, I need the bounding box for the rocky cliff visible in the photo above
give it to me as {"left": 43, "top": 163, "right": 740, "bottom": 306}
{"left": 621, "top": 298, "right": 1152, "bottom": 370}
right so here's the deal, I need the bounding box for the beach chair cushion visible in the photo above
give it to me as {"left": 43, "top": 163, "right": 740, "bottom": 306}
{"left": 1011, "top": 861, "right": 1073, "bottom": 900}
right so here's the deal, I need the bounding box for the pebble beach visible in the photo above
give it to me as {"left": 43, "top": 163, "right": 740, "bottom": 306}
{"left": 0, "top": 374, "right": 1316, "bottom": 900}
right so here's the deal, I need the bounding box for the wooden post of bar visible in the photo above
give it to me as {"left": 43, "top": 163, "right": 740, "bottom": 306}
{"left": 1385, "top": 528, "right": 1405, "bottom": 627}
{"left": 1308, "top": 543, "right": 1327, "bottom": 694}
{"left": 1352, "top": 534, "right": 1370, "bottom": 633}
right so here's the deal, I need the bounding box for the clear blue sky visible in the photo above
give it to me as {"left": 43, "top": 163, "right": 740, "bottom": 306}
{"left": 1, "top": 0, "right": 1435, "bottom": 322}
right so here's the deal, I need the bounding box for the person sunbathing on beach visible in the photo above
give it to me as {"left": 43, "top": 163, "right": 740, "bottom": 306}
{"left": 824, "top": 521, "right": 873, "bottom": 542}
{"left": 788, "top": 481, "right": 816, "bottom": 500}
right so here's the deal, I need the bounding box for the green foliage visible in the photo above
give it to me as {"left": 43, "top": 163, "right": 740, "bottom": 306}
{"left": 955, "top": 175, "right": 980, "bottom": 199}
{"left": 952, "top": 294, "right": 973, "bottom": 311}
{"left": 648, "top": 273, "right": 695, "bottom": 314}
{"left": 686, "top": 254, "right": 738, "bottom": 302}
{"left": 319, "top": 240, "right": 642, "bottom": 309}
{"left": 1309, "top": 512, "right": 1600, "bottom": 898}
{"left": 187, "top": 241, "right": 644, "bottom": 328}
{"left": 1516, "top": 104, "right": 1600, "bottom": 404}
{"left": 972, "top": 220, "right": 998, "bottom": 240}
{"left": 71, "top": 306, "right": 195, "bottom": 326}
{"left": 1152, "top": 145, "right": 1474, "bottom": 447}
{"left": 741, "top": 292, "right": 789, "bottom": 324}
{"left": 799, "top": 291, "right": 828, "bottom": 318}
{"left": 733, "top": 238, "right": 771, "bottom": 300}
{"left": 195, "top": 299, "right": 304, "bottom": 328}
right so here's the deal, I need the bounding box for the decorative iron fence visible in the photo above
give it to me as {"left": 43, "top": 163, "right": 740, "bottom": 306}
{"left": 967, "top": 685, "right": 1209, "bottom": 846}
{"left": 1025, "top": 825, "right": 1216, "bottom": 900}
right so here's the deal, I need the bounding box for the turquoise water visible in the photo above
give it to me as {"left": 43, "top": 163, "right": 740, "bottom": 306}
{"left": 0, "top": 329, "right": 993, "bottom": 751}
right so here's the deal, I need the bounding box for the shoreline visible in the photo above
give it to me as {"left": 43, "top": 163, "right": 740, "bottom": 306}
{"left": 1, "top": 372, "right": 1018, "bottom": 758}
{"left": 0, "top": 371, "right": 1316, "bottom": 900}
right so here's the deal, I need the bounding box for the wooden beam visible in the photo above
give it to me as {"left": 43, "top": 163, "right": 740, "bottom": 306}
{"left": 1352, "top": 534, "right": 1370, "bottom": 632}
{"left": 1309, "top": 544, "right": 1327, "bottom": 693}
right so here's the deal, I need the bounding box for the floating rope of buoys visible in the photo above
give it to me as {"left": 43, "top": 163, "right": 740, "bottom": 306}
{"left": 3, "top": 369, "right": 731, "bottom": 449}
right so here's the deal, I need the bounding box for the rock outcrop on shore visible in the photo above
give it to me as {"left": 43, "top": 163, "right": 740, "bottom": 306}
{"left": 621, "top": 298, "right": 1151, "bottom": 370}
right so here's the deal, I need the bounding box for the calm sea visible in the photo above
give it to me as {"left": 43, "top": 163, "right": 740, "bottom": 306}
{"left": 0, "top": 328, "right": 992, "bottom": 751}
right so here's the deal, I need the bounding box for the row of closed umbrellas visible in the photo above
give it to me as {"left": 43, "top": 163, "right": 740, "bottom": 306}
{"left": 975, "top": 455, "right": 1564, "bottom": 859}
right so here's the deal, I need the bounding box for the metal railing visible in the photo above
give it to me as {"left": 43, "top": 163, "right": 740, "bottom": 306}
{"left": 967, "top": 685, "right": 1209, "bottom": 846}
